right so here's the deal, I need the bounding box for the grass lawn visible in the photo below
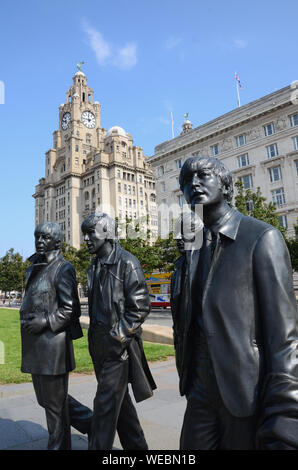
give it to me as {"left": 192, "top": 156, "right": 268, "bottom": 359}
{"left": 0, "top": 308, "right": 175, "bottom": 384}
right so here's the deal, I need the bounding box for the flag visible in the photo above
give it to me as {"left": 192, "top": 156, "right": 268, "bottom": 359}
{"left": 235, "top": 72, "right": 242, "bottom": 88}
{"left": 171, "top": 112, "right": 174, "bottom": 138}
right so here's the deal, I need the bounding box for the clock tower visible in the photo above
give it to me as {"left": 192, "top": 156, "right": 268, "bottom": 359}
{"left": 33, "top": 67, "right": 157, "bottom": 251}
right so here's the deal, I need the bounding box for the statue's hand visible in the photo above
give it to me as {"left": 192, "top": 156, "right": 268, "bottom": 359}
{"left": 23, "top": 315, "right": 47, "bottom": 334}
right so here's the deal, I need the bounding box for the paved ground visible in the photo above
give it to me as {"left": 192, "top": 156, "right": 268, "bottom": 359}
{"left": 0, "top": 358, "right": 186, "bottom": 450}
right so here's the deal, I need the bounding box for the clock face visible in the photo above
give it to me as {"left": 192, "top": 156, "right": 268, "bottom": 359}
{"left": 61, "top": 112, "right": 71, "bottom": 130}
{"left": 81, "top": 111, "right": 96, "bottom": 129}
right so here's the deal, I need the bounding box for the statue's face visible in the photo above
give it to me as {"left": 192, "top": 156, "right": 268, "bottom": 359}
{"left": 182, "top": 165, "right": 224, "bottom": 208}
{"left": 35, "top": 227, "right": 58, "bottom": 254}
{"left": 83, "top": 222, "right": 107, "bottom": 255}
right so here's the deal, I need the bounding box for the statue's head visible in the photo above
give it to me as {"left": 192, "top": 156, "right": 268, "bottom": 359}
{"left": 34, "top": 222, "right": 63, "bottom": 255}
{"left": 81, "top": 213, "right": 118, "bottom": 255}
{"left": 179, "top": 155, "right": 233, "bottom": 208}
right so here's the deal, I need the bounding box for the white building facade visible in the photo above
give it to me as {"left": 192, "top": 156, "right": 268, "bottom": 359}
{"left": 150, "top": 85, "right": 298, "bottom": 238}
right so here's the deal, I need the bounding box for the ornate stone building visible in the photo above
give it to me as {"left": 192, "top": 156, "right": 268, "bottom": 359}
{"left": 33, "top": 69, "right": 157, "bottom": 248}
{"left": 151, "top": 85, "right": 298, "bottom": 238}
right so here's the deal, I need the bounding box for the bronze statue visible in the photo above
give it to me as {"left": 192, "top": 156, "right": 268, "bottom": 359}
{"left": 20, "top": 222, "right": 83, "bottom": 450}
{"left": 78, "top": 213, "right": 156, "bottom": 450}
{"left": 171, "top": 155, "right": 298, "bottom": 450}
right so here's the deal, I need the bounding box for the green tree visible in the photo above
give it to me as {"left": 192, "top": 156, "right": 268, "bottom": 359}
{"left": 153, "top": 232, "right": 179, "bottom": 273}
{"left": 234, "top": 180, "right": 298, "bottom": 271}
{"left": 234, "top": 180, "right": 286, "bottom": 236}
{"left": 0, "top": 249, "right": 28, "bottom": 303}
{"left": 61, "top": 242, "right": 91, "bottom": 289}
{"left": 286, "top": 219, "right": 298, "bottom": 272}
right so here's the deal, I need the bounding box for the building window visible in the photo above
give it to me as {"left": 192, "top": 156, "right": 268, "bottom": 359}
{"left": 290, "top": 113, "right": 298, "bottom": 127}
{"left": 237, "top": 153, "right": 249, "bottom": 168}
{"left": 272, "top": 188, "right": 286, "bottom": 206}
{"left": 75, "top": 145, "right": 79, "bottom": 152}
{"left": 239, "top": 174, "right": 253, "bottom": 189}
{"left": 159, "top": 166, "right": 164, "bottom": 177}
{"left": 264, "top": 123, "right": 275, "bottom": 137}
{"left": 278, "top": 215, "right": 288, "bottom": 228}
{"left": 161, "top": 182, "right": 166, "bottom": 192}
{"left": 175, "top": 159, "right": 182, "bottom": 169}
{"left": 292, "top": 136, "right": 298, "bottom": 151}
{"left": 75, "top": 157, "right": 79, "bottom": 165}
{"left": 235, "top": 134, "right": 246, "bottom": 147}
{"left": 138, "top": 175, "right": 142, "bottom": 183}
{"left": 140, "top": 187, "right": 143, "bottom": 196}
{"left": 124, "top": 184, "right": 127, "bottom": 194}
{"left": 118, "top": 182, "right": 121, "bottom": 192}
{"left": 86, "top": 134, "right": 91, "bottom": 144}
{"left": 269, "top": 166, "right": 282, "bottom": 182}
{"left": 296, "top": 160, "right": 298, "bottom": 175}
{"left": 211, "top": 144, "right": 219, "bottom": 156}
{"left": 132, "top": 186, "right": 136, "bottom": 195}
{"left": 266, "top": 143, "right": 278, "bottom": 159}
{"left": 117, "top": 169, "right": 121, "bottom": 178}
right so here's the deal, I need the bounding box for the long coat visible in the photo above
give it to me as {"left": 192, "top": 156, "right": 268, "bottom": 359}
{"left": 20, "top": 252, "right": 83, "bottom": 375}
{"left": 171, "top": 209, "right": 298, "bottom": 447}
{"left": 86, "top": 242, "right": 156, "bottom": 403}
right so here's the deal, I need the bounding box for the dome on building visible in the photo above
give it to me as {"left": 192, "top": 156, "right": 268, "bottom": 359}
{"left": 106, "top": 126, "right": 127, "bottom": 138}
{"left": 75, "top": 70, "right": 86, "bottom": 77}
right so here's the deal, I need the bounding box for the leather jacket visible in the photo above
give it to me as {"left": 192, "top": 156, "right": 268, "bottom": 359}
{"left": 171, "top": 209, "right": 298, "bottom": 447}
{"left": 20, "top": 252, "right": 83, "bottom": 375}
{"left": 87, "top": 242, "right": 156, "bottom": 402}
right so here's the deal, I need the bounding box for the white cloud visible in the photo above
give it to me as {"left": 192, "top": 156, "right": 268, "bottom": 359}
{"left": 114, "top": 43, "right": 137, "bottom": 70}
{"left": 234, "top": 39, "right": 248, "bottom": 49}
{"left": 82, "top": 19, "right": 137, "bottom": 70}
{"left": 165, "top": 36, "right": 182, "bottom": 50}
{"left": 81, "top": 20, "right": 111, "bottom": 66}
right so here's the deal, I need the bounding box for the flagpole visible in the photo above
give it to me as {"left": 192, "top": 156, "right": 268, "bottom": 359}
{"left": 235, "top": 72, "right": 241, "bottom": 107}
{"left": 171, "top": 112, "right": 174, "bottom": 138}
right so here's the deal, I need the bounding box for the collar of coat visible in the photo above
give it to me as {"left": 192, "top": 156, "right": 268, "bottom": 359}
{"left": 207, "top": 207, "right": 242, "bottom": 241}
{"left": 27, "top": 250, "right": 62, "bottom": 266}
{"left": 93, "top": 241, "right": 122, "bottom": 267}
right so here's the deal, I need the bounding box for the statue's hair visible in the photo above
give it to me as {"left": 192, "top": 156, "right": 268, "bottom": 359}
{"left": 81, "top": 213, "right": 118, "bottom": 242}
{"left": 34, "top": 222, "right": 63, "bottom": 243}
{"left": 179, "top": 155, "right": 234, "bottom": 205}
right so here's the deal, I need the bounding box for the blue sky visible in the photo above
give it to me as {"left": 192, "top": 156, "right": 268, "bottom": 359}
{"left": 1, "top": 0, "right": 298, "bottom": 258}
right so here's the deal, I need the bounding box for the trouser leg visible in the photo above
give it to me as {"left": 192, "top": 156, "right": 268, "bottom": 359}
{"left": 180, "top": 336, "right": 256, "bottom": 450}
{"left": 32, "top": 373, "right": 71, "bottom": 450}
{"left": 180, "top": 396, "right": 219, "bottom": 450}
{"left": 89, "top": 357, "right": 129, "bottom": 450}
{"left": 219, "top": 407, "right": 256, "bottom": 450}
{"left": 117, "top": 389, "right": 148, "bottom": 450}
{"left": 68, "top": 394, "right": 93, "bottom": 436}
